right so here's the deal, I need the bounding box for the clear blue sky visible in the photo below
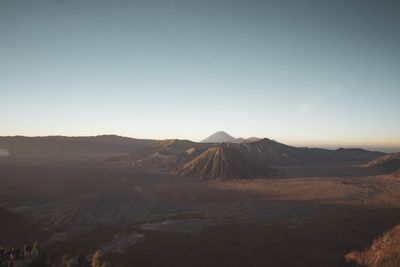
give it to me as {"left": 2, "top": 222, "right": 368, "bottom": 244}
{"left": 1, "top": 0, "right": 399, "bottom": 151}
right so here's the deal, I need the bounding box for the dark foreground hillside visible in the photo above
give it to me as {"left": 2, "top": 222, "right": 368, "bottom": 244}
{"left": 1, "top": 154, "right": 400, "bottom": 266}
{"left": 0, "top": 136, "right": 398, "bottom": 267}
{"left": 345, "top": 224, "right": 400, "bottom": 267}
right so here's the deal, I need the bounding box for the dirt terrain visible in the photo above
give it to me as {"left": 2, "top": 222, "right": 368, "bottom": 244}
{"left": 1, "top": 152, "right": 400, "bottom": 266}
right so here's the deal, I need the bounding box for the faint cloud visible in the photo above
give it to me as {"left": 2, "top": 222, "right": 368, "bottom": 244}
{"left": 299, "top": 95, "right": 322, "bottom": 114}
{"left": 48, "top": 0, "right": 66, "bottom": 6}
{"left": 324, "top": 82, "right": 343, "bottom": 96}
{"left": 298, "top": 82, "right": 342, "bottom": 114}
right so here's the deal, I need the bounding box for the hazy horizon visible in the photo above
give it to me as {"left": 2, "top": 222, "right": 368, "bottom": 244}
{"left": 1, "top": 131, "right": 399, "bottom": 153}
{"left": 1, "top": 0, "right": 399, "bottom": 150}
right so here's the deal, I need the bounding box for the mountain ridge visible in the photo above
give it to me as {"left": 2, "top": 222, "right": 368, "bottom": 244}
{"left": 363, "top": 152, "right": 400, "bottom": 173}
{"left": 201, "top": 131, "right": 263, "bottom": 144}
{"left": 115, "top": 137, "right": 384, "bottom": 179}
{"left": 0, "top": 135, "right": 156, "bottom": 158}
{"left": 175, "top": 146, "right": 280, "bottom": 179}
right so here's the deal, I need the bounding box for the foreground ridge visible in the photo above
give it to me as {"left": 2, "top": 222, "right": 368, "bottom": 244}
{"left": 345, "top": 224, "right": 400, "bottom": 267}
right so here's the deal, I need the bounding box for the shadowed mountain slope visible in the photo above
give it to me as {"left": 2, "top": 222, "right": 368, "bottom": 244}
{"left": 0, "top": 207, "right": 42, "bottom": 246}
{"left": 175, "top": 146, "right": 280, "bottom": 179}
{"left": 226, "top": 138, "right": 384, "bottom": 166}
{"left": 244, "top": 137, "right": 262, "bottom": 143}
{"left": 364, "top": 152, "right": 400, "bottom": 173}
{"left": 235, "top": 137, "right": 262, "bottom": 143}
{"left": 0, "top": 135, "right": 156, "bottom": 159}
{"left": 345, "top": 224, "right": 400, "bottom": 267}
{"left": 115, "top": 138, "right": 384, "bottom": 175}
{"left": 115, "top": 139, "right": 212, "bottom": 172}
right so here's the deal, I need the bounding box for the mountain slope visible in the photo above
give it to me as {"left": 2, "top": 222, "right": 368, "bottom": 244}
{"left": 345, "top": 224, "right": 400, "bottom": 267}
{"left": 0, "top": 207, "right": 41, "bottom": 246}
{"left": 244, "top": 137, "right": 262, "bottom": 143}
{"left": 112, "top": 136, "right": 385, "bottom": 179}
{"left": 363, "top": 152, "right": 400, "bottom": 173}
{"left": 236, "top": 137, "right": 262, "bottom": 143}
{"left": 0, "top": 135, "right": 156, "bottom": 159}
{"left": 175, "top": 146, "right": 280, "bottom": 179}
{"left": 226, "top": 138, "right": 384, "bottom": 166}
{"left": 201, "top": 131, "right": 238, "bottom": 143}
{"left": 114, "top": 139, "right": 212, "bottom": 172}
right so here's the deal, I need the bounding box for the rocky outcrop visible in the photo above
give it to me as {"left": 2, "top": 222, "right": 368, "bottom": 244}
{"left": 345, "top": 224, "right": 400, "bottom": 267}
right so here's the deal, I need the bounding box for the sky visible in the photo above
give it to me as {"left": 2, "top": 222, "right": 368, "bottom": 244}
{"left": 0, "top": 0, "right": 399, "bottom": 151}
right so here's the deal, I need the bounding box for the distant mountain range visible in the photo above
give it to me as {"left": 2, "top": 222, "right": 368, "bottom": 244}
{"left": 201, "top": 131, "right": 261, "bottom": 144}
{"left": 114, "top": 133, "right": 384, "bottom": 180}
{"left": 0, "top": 135, "right": 156, "bottom": 159}
{"left": 0, "top": 132, "right": 387, "bottom": 179}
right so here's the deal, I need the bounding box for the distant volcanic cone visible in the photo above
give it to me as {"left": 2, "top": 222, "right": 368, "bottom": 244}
{"left": 201, "top": 131, "right": 238, "bottom": 143}
{"left": 175, "top": 146, "right": 279, "bottom": 180}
